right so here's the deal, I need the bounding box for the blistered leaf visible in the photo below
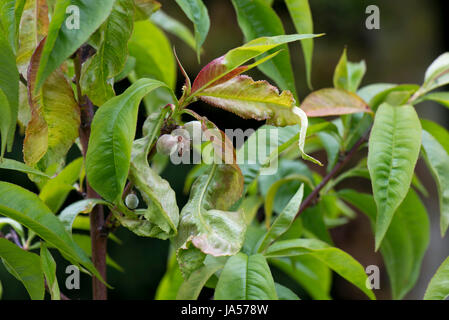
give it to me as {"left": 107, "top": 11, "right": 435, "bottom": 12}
{"left": 285, "top": 0, "right": 314, "bottom": 89}
{"left": 265, "top": 238, "right": 375, "bottom": 300}
{"left": 86, "top": 79, "right": 171, "bottom": 202}
{"left": 0, "top": 182, "right": 103, "bottom": 282}
{"left": 35, "top": 0, "right": 115, "bottom": 90}
{"left": 339, "top": 189, "right": 429, "bottom": 300}
{"left": 368, "top": 103, "right": 421, "bottom": 249}
{"left": 333, "top": 48, "right": 366, "bottom": 92}
{"left": 24, "top": 39, "right": 80, "bottom": 170}
{"left": 421, "top": 130, "right": 449, "bottom": 236}
{"left": 175, "top": 0, "right": 209, "bottom": 60}
{"left": 257, "top": 184, "right": 304, "bottom": 252}
{"left": 175, "top": 164, "right": 245, "bottom": 277}
{"left": 424, "top": 256, "right": 449, "bottom": 300}
{"left": 40, "top": 243, "right": 60, "bottom": 300}
{"left": 122, "top": 111, "right": 179, "bottom": 239}
{"left": 300, "top": 88, "right": 371, "bottom": 117}
{"left": 215, "top": 253, "right": 277, "bottom": 300}
{"left": 0, "top": 238, "right": 44, "bottom": 300}
{"left": 80, "top": 0, "right": 134, "bottom": 106}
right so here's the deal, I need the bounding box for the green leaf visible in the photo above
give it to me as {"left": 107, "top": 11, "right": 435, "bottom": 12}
{"left": 0, "top": 30, "right": 19, "bottom": 156}
{"left": 175, "top": 164, "right": 245, "bottom": 278}
{"left": 0, "top": 238, "right": 44, "bottom": 300}
{"left": 39, "top": 157, "right": 83, "bottom": 212}
{"left": 421, "top": 130, "right": 449, "bottom": 236}
{"left": 215, "top": 253, "right": 278, "bottom": 300}
{"left": 80, "top": 0, "right": 134, "bottom": 106}
{"left": 270, "top": 256, "right": 331, "bottom": 300}
{"left": 122, "top": 111, "right": 179, "bottom": 239}
{"left": 59, "top": 199, "right": 109, "bottom": 233}
{"left": 175, "top": 0, "right": 209, "bottom": 60}
{"left": 285, "top": 0, "right": 314, "bottom": 90}
{"left": 368, "top": 103, "right": 421, "bottom": 249}
{"left": 40, "top": 243, "right": 60, "bottom": 300}
{"left": 155, "top": 251, "right": 184, "bottom": 300}
{"left": 333, "top": 48, "right": 366, "bottom": 92}
{"left": 85, "top": 78, "right": 171, "bottom": 203}
{"left": 24, "top": 39, "right": 80, "bottom": 170}
{"left": 417, "top": 91, "right": 449, "bottom": 109}
{"left": 421, "top": 52, "right": 449, "bottom": 94}
{"left": 133, "top": 0, "right": 160, "bottom": 20}
{"left": 128, "top": 20, "right": 176, "bottom": 114}
{"left": 176, "top": 258, "right": 224, "bottom": 300}
{"left": 275, "top": 283, "right": 300, "bottom": 300}
{"left": 365, "top": 84, "right": 419, "bottom": 111}
{"left": 0, "top": 217, "right": 24, "bottom": 238}
{"left": 265, "top": 238, "right": 375, "bottom": 299}
{"left": 231, "top": 0, "right": 298, "bottom": 98}
{"left": 151, "top": 10, "right": 196, "bottom": 51}
{"left": 0, "top": 0, "right": 25, "bottom": 53}
{"left": 300, "top": 88, "right": 371, "bottom": 117}
{"left": 190, "top": 34, "right": 320, "bottom": 96}
{"left": 0, "top": 158, "right": 50, "bottom": 178}
{"left": 258, "top": 184, "right": 304, "bottom": 252}
{"left": 339, "top": 189, "right": 429, "bottom": 300}
{"left": 35, "top": 0, "right": 116, "bottom": 90}
{"left": 0, "top": 182, "right": 102, "bottom": 282}
{"left": 424, "top": 256, "right": 449, "bottom": 300}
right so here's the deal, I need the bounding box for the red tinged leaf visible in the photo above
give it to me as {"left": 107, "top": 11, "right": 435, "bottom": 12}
{"left": 301, "top": 88, "right": 371, "bottom": 117}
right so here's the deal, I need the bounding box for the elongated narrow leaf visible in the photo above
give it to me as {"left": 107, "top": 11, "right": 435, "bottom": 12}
{"left": 80, "top": 0, "right": 134, "bottom": 106}
{"left": 231, "top": 0, "right": 298, "bottom": 97}
{"left": 421, "top": 130, "right": 449, "bottom": 236}
{"left": 133, "top": 0, "right": 160, "bottom": 20}
{"left": 121, "top": 111, "right": 179, "bottom": 239}
{"left": 285, "top": 0, "right": 314, "bottom": 89}
{"left": 190, "top": 34, "right": 320, "bottom": 96}
{"left": 258, "top": 184, "right": 304, "bottom": 252}
{"left": 0, "top": 238, "right": 44, "bottom": 300}
{"left": 58, "top": 199, "right": 108, "bottom": 233}
{"left": 86, "top": 79, "right": 171, "bottom": 203}
{"left": 175, "top": 164, "right": 245, "bottom": 278}
{"left": 421, "top": 52, "right": 449, "bottom": 94}
{"left": 300, "top": 88, "right": 371, "bottom": 117}
{"left": 151, "top": 10, "right": 196, "bottom": 51}
{"left": 368, "top": 103, "right": 421, "bottom": 249}
{"left": 35, "top": 0, "right": 115, "bottom": 90}
{"left": 339, "top": 189, "right": 429, "bottom": 300}
{"left": 417, "top": 92, "right": 449, "bottom": 109}
{"left": 39, "top": 157, "right": 83, "bottom": 212}
{"left": 40, "top": 243, "right": 60, "bottom": 300}
{"left": 175, "top": 0, "right": 209, "bottom": 59}
{"left": 215, "top": 253, "right": 277, "bottom": 300}
{"left": 16, "top": 0, "right": 48, "bottom": 76}
{"left": 128, "top": 19, "right": 176, "bottom": 114}
{"left": 0, "top": 30, "right": 19, "bottom": 156}
{"left": 265, "top": 238, "right": 375, "bottom": 299}
{"left": 0, "top": 182, "right": 102, "bottom": 281}
{"left": 0, "top": 158, "right": 49, "bottom": 178}
{"left": 424, "top": 256, "right": 449, "bottom": 300}
{"left": 333, "top": 48, "right": 366, "bottom": 92}
{"left": 155, "top": 251, "right": 184, "bottom": 300}
{"left": 275, "top": 283, "right": 300, "bottom": 300}
{"left": 24, "top": 39, "right": 80, "bottom": 170}
{"left": 0, "top": 217, "right": 24, "bottom": 238}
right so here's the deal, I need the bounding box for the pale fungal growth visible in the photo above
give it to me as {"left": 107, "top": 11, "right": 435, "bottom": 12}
{"left": 125, "top": 193, "right": 139, "bottom": 210}
{"left": 183, "top": 121, "right": 203, "bottom": 143}
{"left": 156, "top": 134, "right": 179, "bottom": 156}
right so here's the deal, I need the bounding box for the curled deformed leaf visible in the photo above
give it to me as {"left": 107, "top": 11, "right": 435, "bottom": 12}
{"left": 175, "top": 163, "right": 245, "bottom": 278}
{"left": 300, "top": 88, "right": 371, "bottom": 117}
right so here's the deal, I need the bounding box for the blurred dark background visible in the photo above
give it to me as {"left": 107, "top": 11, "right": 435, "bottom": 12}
{"left": 1, "top": 0, "right": 449, "bottom": 300}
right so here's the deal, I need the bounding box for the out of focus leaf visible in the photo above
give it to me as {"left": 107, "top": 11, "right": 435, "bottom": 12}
{"left": 424, "top": 256, "right": 449, "bottom": 300}
{"left": 333, "top": 48, "right": 366, "bottom": 92}
{"left": 40, "top": 243, "right": 60, "bottom": 300}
